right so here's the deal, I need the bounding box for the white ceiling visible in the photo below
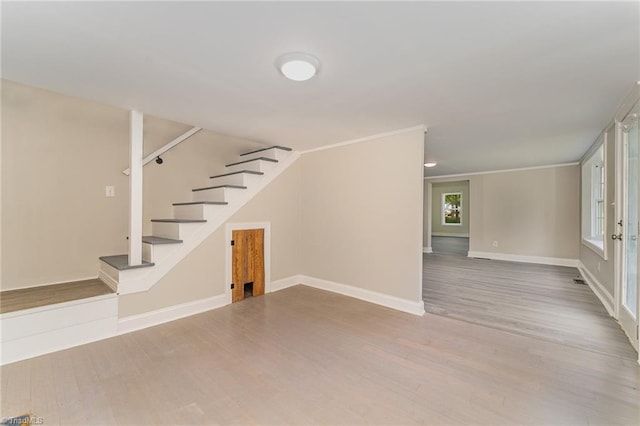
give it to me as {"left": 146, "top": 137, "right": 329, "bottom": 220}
{"left": 2, "top": 1, "right": 638, "bottom": 176}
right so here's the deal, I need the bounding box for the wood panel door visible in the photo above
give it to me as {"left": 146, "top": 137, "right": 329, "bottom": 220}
{"left": 231, "top": 228, "right": 265, "bottom": 303}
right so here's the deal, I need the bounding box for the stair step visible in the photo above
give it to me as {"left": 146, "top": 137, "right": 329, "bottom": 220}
{"left": 226, "top": 157, "right": 278, "bottom": 167}
{"left": 142, "top": 236, "right": 183, "bottom": 245}
{"left": 208, "top": 170, "right": 264, "bottom": 186}
{"left": 172, "top": 201, "right": 228, "bottom": 206}
{"left": 240, "top": 145, "right": 292, "bottom": 157}
{"left": 99, "top": 255, "right": 154, "bottom": 271}
{"left": 192, "top": 184, "right": 246, "bottom": 192}
{"left": 150, "top": 219, "right": 207, "bottom": 223}
{"left": 209, "top": 170, "right": 263, "bottom": 179}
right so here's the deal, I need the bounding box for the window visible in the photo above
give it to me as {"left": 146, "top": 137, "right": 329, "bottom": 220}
{"left": 592, "top": 160, "right": 605, "bottom": 238}
{"left": 581, "top": 137, "right": 606, "bottom": 257}
{"left": 442, "top": 192, "right": 462, "bottom": 226}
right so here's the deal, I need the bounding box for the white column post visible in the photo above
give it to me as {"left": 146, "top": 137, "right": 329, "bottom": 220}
{"left": 128, "top": 110, "right": 143, "bottom": 266}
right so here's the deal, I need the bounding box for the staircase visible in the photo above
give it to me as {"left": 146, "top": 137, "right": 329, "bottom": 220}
{"left": 98, "top": 145, "right": 296, "bottom": 295}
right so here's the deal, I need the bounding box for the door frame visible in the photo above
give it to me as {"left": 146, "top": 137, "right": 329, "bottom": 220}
{"left": 614, "top": 120, "right": 623, "bottom": 320}
{"left": 225, "top": 222, "right": 271, "bottom": 305}
{"left": 424, "top": 178, "right": 472, "bottom": 254}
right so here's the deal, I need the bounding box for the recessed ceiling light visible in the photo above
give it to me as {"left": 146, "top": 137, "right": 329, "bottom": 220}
{"left": 276, "top": 52, "right": 320, "bottom": 81}
{"left": 424, "top": 162, "right": 437, "bottom": 168}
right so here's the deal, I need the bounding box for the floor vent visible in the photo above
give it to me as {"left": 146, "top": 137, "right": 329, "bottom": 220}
{"left": 573, "top": 278, "right": 586, "bottom": 285}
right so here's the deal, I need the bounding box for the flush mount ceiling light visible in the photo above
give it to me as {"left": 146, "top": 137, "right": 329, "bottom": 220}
{"left": 276, "top": 52, "right": 320, "bottom": 81}
{"left": 424, "top": 162, "right": 437, "bottom": 168}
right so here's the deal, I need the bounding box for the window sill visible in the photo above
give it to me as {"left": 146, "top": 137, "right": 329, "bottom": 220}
{"left": 582, "top": 238, "right": 607, "bottom": 260}
{"left": 442, "top": 223, "right": 462, "bottom": 227}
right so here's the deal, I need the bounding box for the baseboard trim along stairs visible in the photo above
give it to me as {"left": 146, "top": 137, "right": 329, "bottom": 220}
{"left": 98, "top": 146, "right": 298, "bottom": 295}
{"left": 0, "top": 294, "right": 118, "bottom": 366}
{"left": 0, "top": 273, "right": 423, "bottom": 365}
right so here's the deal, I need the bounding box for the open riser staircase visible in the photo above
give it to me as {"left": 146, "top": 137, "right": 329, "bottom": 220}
{"left": 98, "top": 145, "right": 296, "bottom": 295}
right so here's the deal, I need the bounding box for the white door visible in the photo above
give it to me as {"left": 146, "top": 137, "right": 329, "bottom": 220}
{"left": 620, "top": 110, "right": 639, "bottom": 352}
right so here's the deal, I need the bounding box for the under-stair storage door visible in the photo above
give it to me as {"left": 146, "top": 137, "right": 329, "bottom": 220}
{"left": 245, "top": 229, "right": 265, "bottom": 297}
{"left": 231, "top": 228, "right": 265, "bottom": 303}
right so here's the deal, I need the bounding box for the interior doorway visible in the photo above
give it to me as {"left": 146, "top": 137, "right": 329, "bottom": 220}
{"left": 231, "top": 228, "right": 265, "bottom": 303}
{"left": 428, "top": 180, "right": 470, "bottom": 256}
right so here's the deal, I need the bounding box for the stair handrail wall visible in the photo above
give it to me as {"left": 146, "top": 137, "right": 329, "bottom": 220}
{"left": 122, "top": 126, "right": 202, "bottom": 176}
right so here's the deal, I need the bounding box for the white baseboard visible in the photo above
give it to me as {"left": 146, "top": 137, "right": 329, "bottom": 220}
{"left": 1, "top": 294, "right": 118, "bottom": 366}
{"left": 577, "top": 261, "right": 615, "bottom": 316}
{"left": 299, "top": 275, "right": 425, "bottom": 316}
{"left": 270, "top": 275, "right": 304, "bottom": 292}
{"left": 432, "top": 233, "right": 469, "bottom": 238}
{"left": 467, "top": 251, "right": 578, "bottom": 268}
{"left": 118, "top": 293, "right": 228, "bottom": 335}
{"left": 423, "top": 247, "right": 433, "bottom": 253}
{"left": 98, "top": 271, "right": 118, "bottom": 292}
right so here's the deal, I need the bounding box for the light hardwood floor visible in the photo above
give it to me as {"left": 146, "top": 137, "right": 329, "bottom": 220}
{"left": 0, "top": 279, "right": 114, "bottom": 314}
{"left": 2, "top": 285, "right": 639, "bottom": 425}
{"left": 423, "top": 253, "right": 637, "bottom": 360}
{"left": 431, "top": 236, "right": 469, "bottom": 256}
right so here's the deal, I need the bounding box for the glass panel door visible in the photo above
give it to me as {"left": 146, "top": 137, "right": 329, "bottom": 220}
{"left": 624, "top": 120, "right": 639, "bottom": 319}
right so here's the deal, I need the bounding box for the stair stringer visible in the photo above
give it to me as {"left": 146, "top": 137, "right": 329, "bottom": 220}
{"left": 115, "top": 151, "right": 301, "bottom": 295}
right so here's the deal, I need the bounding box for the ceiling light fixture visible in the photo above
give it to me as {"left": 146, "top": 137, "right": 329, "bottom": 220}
{"left": 276, "top": 52, "right": 320, "bottom": 81}
{"left": 424, "top": 162, "right": 437, "bottom": 168}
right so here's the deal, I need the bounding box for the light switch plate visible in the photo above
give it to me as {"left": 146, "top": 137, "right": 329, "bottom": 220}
{"left": 105, "top": 186, "right": 115, "bottom": 197}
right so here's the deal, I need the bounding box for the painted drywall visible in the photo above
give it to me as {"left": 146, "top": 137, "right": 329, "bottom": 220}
{"left": 2, "top": 80, "right": 129, "bottom": 290}
{"left": 299, "top": 128, "right": 424, "bottom": 302}
{"left": 1, "top": 79, "right": 264, "bottom": 290}
{"left": 431, "top": 181, "right": 469, "bottom": 236}
{"left": 118, "top": 160, "right": 303, "bottom": 317}
{"left": 428, "top": 164, "right": 580, "bottom": 260}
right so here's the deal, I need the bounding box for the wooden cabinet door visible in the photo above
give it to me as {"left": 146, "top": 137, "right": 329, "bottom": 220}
{"left": 231, "top": 228, "right": 265, "bottom": 303}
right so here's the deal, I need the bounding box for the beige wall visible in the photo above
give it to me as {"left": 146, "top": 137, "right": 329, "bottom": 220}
{"left": 119, "top": 160, "right": 303, "bottom": 317}
{"left": 431, "top": 181, "right": 469, "bottom": 236}
{"left": 428, "top": 164, "right": 580, "bottom": 260}
{"left": 1, "top": 79, "right": 264, "bottom": 290}
{"left": 299, "top": 129, "right": 425, "bottom": 302}
{"left": 2, "top": 80, "right": 129, "bottom": 290}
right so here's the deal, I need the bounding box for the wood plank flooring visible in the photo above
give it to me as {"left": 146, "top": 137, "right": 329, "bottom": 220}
{"left": 0, "top": 279, "right": 114, "bottom": 314}
{"left": 431, "top": 236, "right": 469, "bottom": 256}
{"left": 2, "top": 285, "right": 639, "bottom": 425}
{"left": 423, "top": 252, "right": 637, "bottom": 360}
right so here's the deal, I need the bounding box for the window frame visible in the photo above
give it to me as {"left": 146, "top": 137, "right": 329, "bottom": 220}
{"left": 581, "top": 134, "right": 607, "bottom": 259}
